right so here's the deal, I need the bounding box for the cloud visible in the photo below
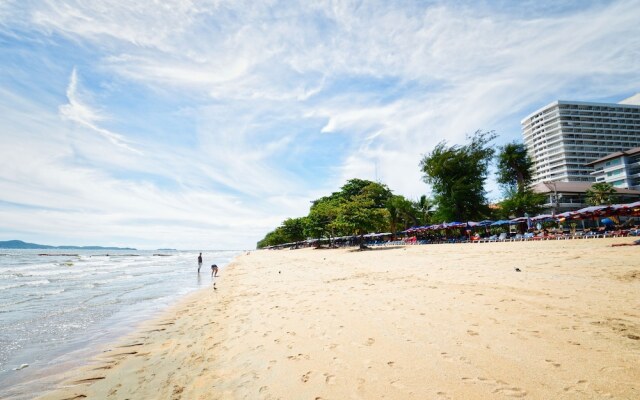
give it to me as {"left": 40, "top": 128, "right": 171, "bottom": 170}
{"left": 1, "top": 0, "right": 639, "bottom": 248}
{"left": 59, "top": 68, "right": 141, "bottom": 154}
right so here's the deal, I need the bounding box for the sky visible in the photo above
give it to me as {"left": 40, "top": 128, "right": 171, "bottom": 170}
{"left": 1, "top": 0, "right": 639, "bottom": 250}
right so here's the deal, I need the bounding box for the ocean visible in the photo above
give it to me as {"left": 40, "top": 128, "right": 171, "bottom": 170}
{"left": 0, "top": 249, "right": 243, "bottom": 399}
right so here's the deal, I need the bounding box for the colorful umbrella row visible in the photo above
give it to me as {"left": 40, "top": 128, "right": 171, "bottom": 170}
{"left": 403, "top": 200, "right": 640, "bottom": 233}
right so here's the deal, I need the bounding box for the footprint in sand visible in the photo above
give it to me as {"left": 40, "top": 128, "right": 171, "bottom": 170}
{"left": 171, "top": 385, "right": 184, "bottom": 400}
{"left": 324, "top": 373, "right": 336, "bottom": 384}
{"left": 492, "top": 386, "right": 527, "bottom": 397}
{"left": 390, "top": 379, "right": 406, "bottom": 389}
{"left": 365, "top": 337, "right": 375, "bottom": 346}
{"left": 287, "top": 353, "right": 310, "bottom": 361}
{"left": 301, "top": 371, "right": 312, "bottom": 383}
{"left": 73, "top": 377, "right": 105, "bottom": 384}
{"left": 545, "top": 359, "right": 561, "bottom": 368}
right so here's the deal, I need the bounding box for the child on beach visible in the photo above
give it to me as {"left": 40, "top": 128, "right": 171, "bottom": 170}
{"left": 211, "top": 264, "right": 219, "bottom": 277}
{"left": 197, "top": 253, "right": 203, "bottom": 273}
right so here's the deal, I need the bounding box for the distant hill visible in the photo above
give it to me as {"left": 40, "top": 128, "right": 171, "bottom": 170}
{"left": 0, "top": 240, "right": 136, "bottom": 250}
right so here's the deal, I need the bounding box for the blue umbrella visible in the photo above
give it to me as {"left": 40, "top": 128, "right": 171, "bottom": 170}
{"left": 601, "top": 218, "right": 615, "bottom": 226}
{"left": 490, "top": 220, "right": 511, "bottom": 226}
{"left": 476, "top": 220, "right": 494, "bottom": 227}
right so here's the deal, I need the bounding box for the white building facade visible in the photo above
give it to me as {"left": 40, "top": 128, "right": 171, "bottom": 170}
{"left": 587, "top": 147, "right": 640, "bottom": 190}
{"left": 521, "top": 100, "right": 640, "bottom": 185}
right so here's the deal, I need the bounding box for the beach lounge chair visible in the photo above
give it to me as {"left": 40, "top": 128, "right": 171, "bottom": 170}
{"left": 497, "top": 232, "right": 508, "bottom": 241}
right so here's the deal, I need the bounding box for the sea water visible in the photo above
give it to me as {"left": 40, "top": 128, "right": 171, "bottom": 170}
{"left": 0, "top": 249, "right": 242, "bottom": 398}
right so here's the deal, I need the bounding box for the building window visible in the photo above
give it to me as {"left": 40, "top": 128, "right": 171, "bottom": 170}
{"left": 606, "top": 169, "right": 623, "bottom": 177}
{"left": 612, "top": 179, "right": 626, "bottom": 187}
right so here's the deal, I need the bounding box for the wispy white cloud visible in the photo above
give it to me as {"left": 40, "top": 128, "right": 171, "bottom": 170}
{"left": 0, "top": 0, "right": 639, "bottom": 247}
{"left": 59, "top": 68, "right": 141, "bottom": 154}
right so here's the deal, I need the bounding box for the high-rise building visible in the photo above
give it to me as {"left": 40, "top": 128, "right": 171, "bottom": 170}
{"left": 521, "top": 98, "right": 640, "bottom": 185}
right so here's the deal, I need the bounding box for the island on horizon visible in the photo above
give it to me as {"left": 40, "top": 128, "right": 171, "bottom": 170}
{"left": 0, "top": 240, "right": 137, "bottom": 251}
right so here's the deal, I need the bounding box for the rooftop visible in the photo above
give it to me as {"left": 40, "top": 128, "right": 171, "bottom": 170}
{"left": 585, "top": 146, "right": 640, "bottom": 166}
{"left": 521, "top": 97, "right": 640, "bottom": 124}
{"left": 531, "top": 181, "right": 640, "bottom": 195}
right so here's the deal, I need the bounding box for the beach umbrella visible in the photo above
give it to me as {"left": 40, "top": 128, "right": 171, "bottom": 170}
{"left": 531, "top": 214, "right": 554, "bottom": 222}
{"left": 601, "top": 218, "right": 615, "bottom": 226}
{"left": 612, "top": 201, "right": 640, "bottom": 216}
{"left": 555, "top": 211, "right": 575, "bottom": 219}
{"left": 490, "top": 220, "right": 511, "bottom": 226}
{"left": 476, "top": 220, "right": 494, "bottom": 227}
{"left": 573, "top": 205, "right": 611, "bottom": 218}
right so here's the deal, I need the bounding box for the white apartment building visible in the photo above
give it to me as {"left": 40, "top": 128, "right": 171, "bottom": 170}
{"left": 587, "top": 147, "right": 640, "bottom": 190}
{"left": 521, "top": 99, "right": 640, "bottom": 185}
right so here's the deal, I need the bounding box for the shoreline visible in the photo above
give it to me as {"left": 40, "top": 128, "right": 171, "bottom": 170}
{"left": 0, "top": 255, "right": 232, "bottom": 400}
{"left": 3, "top": 282, "right": 220, "bottom": 400}
{"left": 38, "top": 241, "right": 639, "bottom": 399}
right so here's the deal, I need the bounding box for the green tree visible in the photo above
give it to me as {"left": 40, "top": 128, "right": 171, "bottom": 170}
{"left": 256, "top": 217, "right": 308, "bottom": 249}
{"left": 495, "top": 142, "right": 545, "bottom": 218}
{"left": 281, "top": 217, "right": 307, "bottom": 243}
{"left": 496, "top": 142, "right": 534, "bottom": 192}
{"left": 256, "top": 227, "right": 289, "bottom": 248}
{"left": 498, "top": 187, "right": 546, "bottom": 219}
{"left": 257, "top": 178, "right": 395, "bottom": 249}
{"left": 334, "top": 193, "right": 389, "bottom": 241}
{"left": 337, "top": 178, "right": 392, "bottom": 207}
{"left": 305, "top": 198, "right": 340, "bottom": 244}
{"left": 386, "top": 195, "right": 420, "bottom": 238}
{"left": 585, "top": 182, "right": 617, "bottom": 205}
{"left": 420, "top": 130, "right": 496, "bottom": 222}
{"left": 414, "top": 195, "right": 434, "bottom": 225}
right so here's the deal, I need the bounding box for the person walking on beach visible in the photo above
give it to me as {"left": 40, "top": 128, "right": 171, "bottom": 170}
{"left": 211, "top": 264, "right": 219, "bottom": 277}
{"left": 197, "top": 253, "right": 203, "bottom": 273}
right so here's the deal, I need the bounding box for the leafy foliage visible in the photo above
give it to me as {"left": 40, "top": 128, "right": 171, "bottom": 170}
{"left": 413, "top": 195, "right": 434, "bottom": 225}
{"left": 281, "top": 217, "right": 307, "bottom": 242}
{"left": 496, "top": 142, "right": 534, "bottom": 191}
{"left": 387, "top": 195, "right": 420, "bottom": 237}
{"left": 256, "top": 227, "right": 289, "bottom": 248}
{"left": 497, "top": 187, "right": 546, "bottom": 219}
{"left": 305, "top": 198, "right": 341, "bottom": 241}
{"left": 256, "top": 178, "right": 425, "bottom": 248}
{"left": 420, "top": 130, "right": 496, "bottom": 222}
{"left": 334, "top": 192, "right": 389, "bottom": 237}
{"left": 495, "top": 141, "right": 545, "bottom": 218}
{"left": 585, "top": 182, "right": 617, "bottom": 205}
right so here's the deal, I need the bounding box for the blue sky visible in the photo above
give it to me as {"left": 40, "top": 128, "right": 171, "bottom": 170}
{"left": 1, "top": 0, "right": 639, "bottom": 249}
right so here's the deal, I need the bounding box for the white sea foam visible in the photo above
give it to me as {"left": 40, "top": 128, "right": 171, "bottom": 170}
{"left": 0, "top": 249, "right": 243, "bottom": 398}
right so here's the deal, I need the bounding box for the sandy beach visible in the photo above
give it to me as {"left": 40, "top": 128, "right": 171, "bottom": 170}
{"left": 39, "top": 238, "right": 640, "bottom": 399}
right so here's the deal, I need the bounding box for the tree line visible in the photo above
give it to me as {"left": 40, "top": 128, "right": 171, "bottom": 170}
{"left": 257, "top": 130, "right": 617, "bottom": 248}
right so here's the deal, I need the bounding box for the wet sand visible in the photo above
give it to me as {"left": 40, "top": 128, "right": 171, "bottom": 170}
{"left": 40, "top": 238, "right": 640, "bottom": 399}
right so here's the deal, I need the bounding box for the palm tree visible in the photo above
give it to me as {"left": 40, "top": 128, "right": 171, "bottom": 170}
{"left": 585, "top": 182, "right": 617, "bottom": 205}
{"left": 414, "top": 195, "right": 434, "bottom": 225}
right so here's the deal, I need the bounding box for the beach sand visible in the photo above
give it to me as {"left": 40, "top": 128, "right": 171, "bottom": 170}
{"left": 40, "top": 238, "right": 639, "bottom": 399}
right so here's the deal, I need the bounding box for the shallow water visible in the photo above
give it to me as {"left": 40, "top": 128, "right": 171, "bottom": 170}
{"left": 0, "top": 249, "right": 242, "bottom": 398}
